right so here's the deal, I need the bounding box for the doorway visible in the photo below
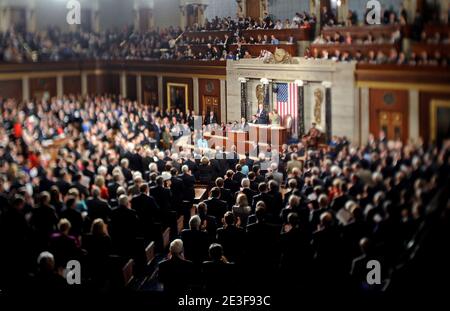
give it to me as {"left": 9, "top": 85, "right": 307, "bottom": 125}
{"left": 246, "top": 0, "right": 261, "bottom": 20}
{"left": 202, "top": 96, "right": 220, "bottom": 123}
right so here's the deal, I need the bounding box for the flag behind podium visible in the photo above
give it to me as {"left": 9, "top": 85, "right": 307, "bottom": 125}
{"left": 276, "top": 82, "right": 298, "bottom": 136}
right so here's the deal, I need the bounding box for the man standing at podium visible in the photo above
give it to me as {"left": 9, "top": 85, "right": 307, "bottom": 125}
{"left": 256, "top": 104, "right": 269, "bottom": 125}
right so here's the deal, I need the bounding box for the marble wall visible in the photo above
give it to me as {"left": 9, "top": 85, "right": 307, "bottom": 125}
{"left": 226, "top": 58, "right": 359, "bottom": 142}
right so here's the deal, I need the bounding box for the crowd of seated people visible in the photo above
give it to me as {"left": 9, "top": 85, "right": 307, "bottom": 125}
{"left": 0, "top": 26, "right": 183, "bottom": 63}
{"left": 189, "top": 13, "right": 316, "bottom": 32}
{"left": 306, "top": 46, "right": 448, "bottom": 66}
{"left": 313, "top": 29, "right": 402, "bottom": 45}
{"left": 0, "top": 94, "right": 449, "bottom": 302}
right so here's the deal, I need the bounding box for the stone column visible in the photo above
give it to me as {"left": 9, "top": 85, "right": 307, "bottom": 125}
{"left": 360, "top": 87, "right": 370, "bottom": 144}
{"left": 295, "top": 80, "right": 306, "bottom": 136}
{"left": 239, "top": 77, "right": 248, "bottom": 120}
{"left": 220, "top": 79, "right": 226, "bottom": 122}
{"left": 0, "top": 6, "right": 11, "bottom": 32}
{"left": 92, "top": 0, "right": 100, "bottom": 33}
{"left": 120, "top": 71, "right": 127, "bottom": 98}
{"left": 134, "top": 0, "right": 155, "bottom": 31}
{"left": 81, "top": 72, "right": 88, "bottom": 96}
{"left": 157, "top": 75, "right": 163, "bottom": 109}
{"left": 322, "top": 81, "right": 332, "bottom": 141}
{"left": 409, "top": 90, "right": 419, "bottom": 143}
{"left": 136, "top": 74, "right": 142, "bottom": 104}
{"left": 26, "top": 0, "right": 37, "bottom": 33}
{"left": 193, "top": 77, "right": 199, "bottom": 113}
{"left": 57, "top": 75, "right": 64, "bottom": 98}
{"left": 22, "top": 76, "right": 30, "bottom": 101}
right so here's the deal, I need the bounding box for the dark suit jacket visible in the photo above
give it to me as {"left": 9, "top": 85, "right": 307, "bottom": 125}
{"left": 131, "top": 193, "right": 160, "bottom": 225}
{"left": 110, "top": 205, "right": 140, "bottom": 254}
{"left": 180, "top": 229, "right": 210, "bottom": 264}
{"left": 233, "top": 171, "right": 246, "bottom": 185}
{"left": 224, "top": 178, "right": 239, "bottom": 193}
{"left": 245, "top": 221, "right": 281, "bottom": 266}
{"left": 150, "top": 185, "right": 172, "bottom": 211}
{"left": 251, "top": 192, "right": 273, "bottom": 214}
{"left": 202, "top": 260, "right": 236, "bottom": 294}
{"left": 216, "top": 225, "right": 245, "bottom": 263}
{"left": 159, "top": 256, "right": 195, "bottom": 294}
{"left": 86, "top": 197, "right": 111, "bottom": 223}
{"left": 170, "top": 176, "right": 184, "bottom": 211}
{"left": 257, "top": 109, "right": 269, "bottom": 124}
{"left": 180, "top": 173, "right": 196, "bottom": 202}
{"left": 204, "top": 198, "right": 228, "bottom": 221}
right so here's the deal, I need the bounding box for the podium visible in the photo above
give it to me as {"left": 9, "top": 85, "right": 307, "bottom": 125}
{"left": 248, "top": 124, "right": 287, "bottom": 147}
{"left": 203, "top": 125, "right": 287, "bottom": 153}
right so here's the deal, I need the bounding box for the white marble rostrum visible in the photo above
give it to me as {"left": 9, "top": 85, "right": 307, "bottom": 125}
{"left": 226, "top": 58, "right": 358, "bottom": 143}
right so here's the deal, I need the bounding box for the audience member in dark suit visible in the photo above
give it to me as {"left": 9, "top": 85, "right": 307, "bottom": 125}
{"left": 110, "top": 194, "right": 140, "bottom": 256}
{"left": 30, "top": 192, "right": 59, "bottom": 247}
{"left": 180, "top": 215, "right": 210, "bottom": 264}
{"left": 179, "top": 165, "right": 195, "bottom": 203}
{"left": 131, "top": 183, "right": 160, "bottom": 241}
{"left": 311, "top": 212, "right": 346, "bottom": 287}
{"left": 216, "top": 212, "right": 245, "bottom": 263}
{"left": 251, "top": 182, "right": 273, "bottom": 213}
{"left": 268, "top": 180, "right": 283, "bottom": 223}
{"left": 86, "top": 186, "right": 111, "bottom": 224}
{"left": 197, "top": 202, "right": 218, "bottom": 240}
{"left": 224, "top": 170, "right": 239, "bottom": 193}
{"left": 245, "top": 206, "right": 281, "bottom": 271}
{"left": 203, "top": 187, "right": 228, "bottom": 221}
{"left": 202, "top": 243, "right": 236, "bottom": 294}
{"left": 279, "top": 213, "right": 313, "bottom": 282}
{"left": 32, "top": 251, "right": 67, "bottom": 294}
{"left": 151, "top": 176, "right": 172, "bottom": 212}
{"left": 233, "top": 164, "right": 246, "bottom": 185}
{"left": 49, "top": 218, "right": 83, "bottom": 268}
{"left": 215, "top": 177, "right": 233, "bottom": 208}
{"left": 60, "top": 197, "right": 83, "bottom": 237}
{"left": 169, "top": 168, "right": 184, "bottom": 212}
{"left": 235, "top": 178, "right": 256, "bottom": 204}
{"left": 158, "top": 239, "right": 195, "bottom": 294}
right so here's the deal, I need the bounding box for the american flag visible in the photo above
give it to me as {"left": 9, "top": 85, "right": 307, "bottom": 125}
{"left": 276, "top": 82, "right": 298, "bottom": 136}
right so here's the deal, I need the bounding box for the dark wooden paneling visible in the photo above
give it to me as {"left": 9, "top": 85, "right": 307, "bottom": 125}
{"left": 87, "top": 74, "right": 120, "bottom": 96}
{"left": 0, "top": 60, "right": 226, "bottom": 77}
{"left": 419, "top": 92, "right": 450, "bottom": 143}
{"left": 30, "top": 77, "right": 56, "bottom": 99}
{"left": 0, "top": 80, "right": 22, "bottom": 100}
{"left": 141, "top": 75, "right": 158, "bottom": 106}
{"left": 369, "top": 89, "right": 409, "bottom": 142}
{"left": 63, "top": 76, "right": 81, "bottom": 96}
{"left": 163, "top": 77, "right": 193, "bottom": 113}
{"left": 126, "top": 74, "right": 137, "bottom": 101}
{"left": 199, "top": 78, "right": 221, "bottom": 117}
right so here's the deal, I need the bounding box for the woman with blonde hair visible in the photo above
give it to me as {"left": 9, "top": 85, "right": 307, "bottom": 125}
{"left": 94, "top": 175, "right": 109, "bottom": 200}
{"left": 232, "top": 193, "right": 251, "bottom": 227}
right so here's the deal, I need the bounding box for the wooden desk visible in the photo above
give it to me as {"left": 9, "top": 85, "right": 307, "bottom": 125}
{"left": 248, "top": 124, "right": 287, "bottom": 146}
